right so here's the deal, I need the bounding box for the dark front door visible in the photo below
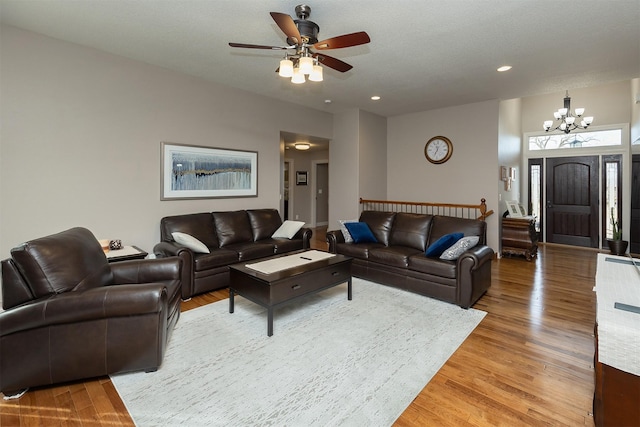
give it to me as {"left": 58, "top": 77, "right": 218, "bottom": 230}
{"left": 546, "top": 156, "right": 599, "bottom": 247}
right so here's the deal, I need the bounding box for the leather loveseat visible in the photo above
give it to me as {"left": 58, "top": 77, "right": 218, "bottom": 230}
{"left": 0, "top": 227, "right": 182, "bottom": 396}
{"left": 154, "top": 209, "right": 312, "bottom": 299}
{"left": 327, "top": 211, "right": 493, "bottom": 308}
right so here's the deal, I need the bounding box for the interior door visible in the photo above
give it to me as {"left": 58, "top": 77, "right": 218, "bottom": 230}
{"left": 545, "top": 156, "right": 599, "bottom": 247}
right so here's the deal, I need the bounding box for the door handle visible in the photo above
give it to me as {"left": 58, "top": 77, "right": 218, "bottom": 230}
{"left": 547, "top": 200, "right": 553, "bottom": 208}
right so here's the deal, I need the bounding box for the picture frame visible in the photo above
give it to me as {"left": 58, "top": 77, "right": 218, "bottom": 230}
{"left": 506, "top": 200, "right": 525, "bottom": 218}
{"left": 296, "top": 171, "right": 308, "bottom": 185}
{"left": 161, "top": 142, "right": 258, "bottom": 200}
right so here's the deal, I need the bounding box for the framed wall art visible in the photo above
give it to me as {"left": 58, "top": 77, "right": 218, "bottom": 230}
{"left": 296, "top": 171, "right": 308, "bottom": 185}
{"left": 161, "top": 142, "right": 258, "bottom": 200}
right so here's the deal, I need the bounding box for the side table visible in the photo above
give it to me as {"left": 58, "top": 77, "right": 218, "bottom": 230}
{"left": 105, "top": 245, "right": 148, "bottom": 263}
{"left": 501, "top": 216, "right": 538, "bottom": 261}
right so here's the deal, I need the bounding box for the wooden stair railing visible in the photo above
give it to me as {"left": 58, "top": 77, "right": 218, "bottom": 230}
{"left": 359, "top": 198, "right": 494, "bottom": 221}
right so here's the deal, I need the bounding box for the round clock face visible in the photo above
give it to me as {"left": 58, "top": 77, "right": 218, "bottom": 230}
{"left": 424, "top": 136, "right": 453, "bottom": 164}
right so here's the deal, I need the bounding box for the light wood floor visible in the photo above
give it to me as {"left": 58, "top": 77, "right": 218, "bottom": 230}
{"left": 1, "top": 228, "right": 598, "bottom": 426}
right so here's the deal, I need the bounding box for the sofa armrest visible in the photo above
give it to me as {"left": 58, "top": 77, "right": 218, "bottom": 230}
{"left": 293, "top": 227, "right": 313, "bottom": 250}
{"left": 154, "top": 242, "right": 194, "bottom": 300}
{"left": 110, "top": 257, "right": 182, "bottom": 284}
{"left": 0, "top": 283, "right": 169, "bottom": 337}
{"left": 456, "top": 245, "right": 494, "bottom": 308}
{"left": 326, "top": 230, "right": 345, "bottom": 253}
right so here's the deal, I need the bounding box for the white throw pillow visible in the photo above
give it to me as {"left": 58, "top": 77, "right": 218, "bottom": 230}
{"left": 439, "top": 236, "right": 480, "bottom": 261}
{"left": 272, "top": 220, "right": 305, "bottom": 239}
{"left": 338, "top": 219, "right": 357, "bottom": 243}
{"left": 171, "top": 232, "right": 210, "bottom": 254}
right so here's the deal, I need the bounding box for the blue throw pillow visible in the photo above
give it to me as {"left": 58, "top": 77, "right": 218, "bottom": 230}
{"left": 425, "top": 232, "right": 464, "bottom": 257}
{"left": 344, "top": 222, "right": 378, "bottom": 244}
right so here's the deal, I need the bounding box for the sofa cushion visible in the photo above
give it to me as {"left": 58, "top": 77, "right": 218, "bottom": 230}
{"left": 272, "top": 220, "right": 305, "bottom": 239}
{"left": 345, "top": 222, "right": 378, "bottom": 243}
{"left": 161, "top": 213, "right": 219, "bottom": 248}
{"left": 171, "top": 232, "right": 210, "bottom": 253}
{"left": 369, "top": 246, "right": 423, "bottom": 269}
{"left": 225, "top": 242, "right": 275, "bottom": 261}
{"left": 428, "top": 216, "right": 486, "bottom": 246}
{"left": 10, "top": 227, "right": 113, "bottom": 298}
{"left": 247, "top": 209, "right": 282, "bottom": 241}
{"left": 263, "top": 238, "right": 305, "bottom": 254}
{"left": 335, "top": 242, "right": 383, "bottom": 260}
{"left": 425, "top": 233, "right": 463, "bottom": 257}
{"left": 408, "top": 255, "right": 457, "bottom": 279}
{"left": 389, "top": 213, "right": 433, "bottom": 251}
{"left": 213, "top": 211, "right": 253, "bottom": 247}
{"left": 440, "top": 236, "right": 480, "bottom": 260}
{"left": 193, "top": 249, "right": 239, "bottom": 272}
{"left": 359, "top": 211, "right": 396, "bottom": 246}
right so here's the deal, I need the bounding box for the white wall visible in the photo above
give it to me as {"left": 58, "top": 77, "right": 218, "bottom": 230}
{"left": 387, "top": 100, "right": 500, "bottom": 250}
{"left": 498, "top": 98, "right": 523, "bottom": 215}
{"left": 358, "top": 110, "right": 387, "bottom": 201}
{"left": 0, "top": 25, "right": 333, "bottom": 258}
{"left": 328, "top": 109, "right": 361, "bottom": 228}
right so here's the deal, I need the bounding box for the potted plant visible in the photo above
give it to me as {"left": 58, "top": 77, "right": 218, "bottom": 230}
{"left": 608, "top": 207, "right": 628, "bottom": 255}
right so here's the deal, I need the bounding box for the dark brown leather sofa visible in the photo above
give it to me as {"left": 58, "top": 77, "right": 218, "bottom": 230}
{"left": 154, "top": 209, "right": 312, "bottom": 299}
{"left": 0, "top": 227, "right": 182, "bottom": 396}
{"left": 327, "top": 211, "right": 493, "bottom": 308}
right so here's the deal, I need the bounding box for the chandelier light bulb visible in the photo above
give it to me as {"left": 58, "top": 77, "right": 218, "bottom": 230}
{"left": 565, "top": 116, "right": 575, "bottom": 125}
{"left": 291, "top": 67, "right": 305, "bottom": 84}
{"left": 558, "top": 108, "right": 568, "bottom": 117}
{"left": 279, "top": 59, "right": 294, "bottom": 78}
{"left": 553, "top": 112, "right": 561, "bottom": 120}
{"left": 299, "top": 56, "right": 314, "bottom": 75}
{"left": 575, "top": 107, "right": 585, "bottom": 116}
{"left": 309, "top": 64, "right": 323, "bottom": 82}
{"left": 584, "top": 116, "right": 594, "bottom": 125}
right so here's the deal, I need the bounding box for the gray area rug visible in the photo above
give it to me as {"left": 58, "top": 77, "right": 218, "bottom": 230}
{"left": 111, "top": 278, "right": 486, "bottom": 426}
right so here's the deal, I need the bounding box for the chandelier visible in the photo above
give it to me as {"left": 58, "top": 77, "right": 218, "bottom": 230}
{"left": 543, "top": 90, "right": 593, "bottom": 134}
{"left": 278, "top": 47, "right": 323, "bottom": 84}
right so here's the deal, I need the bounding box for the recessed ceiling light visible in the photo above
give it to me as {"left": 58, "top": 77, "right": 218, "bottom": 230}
{"left": 497, "top": 65, "right": 512, "bottom": 72}
{"left": 324, "top": 99, "right": 332, "bottom": 104}
{"left": 371, "top": 96, "right": 381, "bottom": 101}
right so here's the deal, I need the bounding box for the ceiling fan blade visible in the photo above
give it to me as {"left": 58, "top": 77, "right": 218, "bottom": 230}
{"left": 313, "top": 53, "right": 353, "bottom": 73}
{"left": 229, "top": 42, "right": 290, "bottom": 50}
{"left": 270, "top": 12, "right": 302, "bottom": 45}
{"left": 313, "top": 31, "right": 371, "bottom": 50}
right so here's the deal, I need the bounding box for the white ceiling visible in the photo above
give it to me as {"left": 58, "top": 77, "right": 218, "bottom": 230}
{"left": 1, "top": 0, "right": 639, "bottom": 118}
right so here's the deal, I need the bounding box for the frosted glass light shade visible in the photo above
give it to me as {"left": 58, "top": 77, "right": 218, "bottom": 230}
{"left": 574, "top": 107, "right": 585, "bottom": 116}
{"left": 299, "top": 56, "right": 314, "bottom": 75}
{"left": 584, "top": 116, "right": 594, "bottom": 125}
{"left": 558, "top": 108, "right": 568, "bottom": 116}
{"left": 291, "top": 68, "right": 305, "bottom": 84}
{"left": 565, "top": 116, "right": 575, "bottom": 125}
{"left": 279, "top": 59, "right": 294, "bottom": 78}
{"left": 309, "top": 64, "right": 323, "bottom": 82}
{"left": 543, "top": 120, "right": 553, "bottom": 130}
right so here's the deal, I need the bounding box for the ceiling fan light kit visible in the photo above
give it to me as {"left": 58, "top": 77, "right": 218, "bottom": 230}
{"left": 229, "top": 4, "right": 370, "bottom": 85}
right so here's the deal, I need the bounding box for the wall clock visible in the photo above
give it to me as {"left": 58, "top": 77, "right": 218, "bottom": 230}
{"left": 424, "top": 136, "right": 453, "bottom": 164}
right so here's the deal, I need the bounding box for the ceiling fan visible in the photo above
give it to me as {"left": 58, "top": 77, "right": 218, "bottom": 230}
{"left": 228, "top": 4, "right": 370, "bottom": 82}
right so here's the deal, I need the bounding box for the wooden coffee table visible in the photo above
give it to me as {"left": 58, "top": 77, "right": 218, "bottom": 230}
{"left": 228, "top": 251, "right": 352, "bottom": 336}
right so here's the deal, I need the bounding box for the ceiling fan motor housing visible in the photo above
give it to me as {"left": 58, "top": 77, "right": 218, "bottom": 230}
{"left": 294, "top": 19, "right": 319, "bottom": 44}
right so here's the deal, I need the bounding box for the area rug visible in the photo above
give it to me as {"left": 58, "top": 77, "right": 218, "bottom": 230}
{"left": 111, "top": 278, "right": 486, "bottom": 426}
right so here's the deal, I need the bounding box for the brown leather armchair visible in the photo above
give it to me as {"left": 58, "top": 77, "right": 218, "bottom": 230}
{"left": 0, "top": 227, "right": 182, "bottom": 397}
